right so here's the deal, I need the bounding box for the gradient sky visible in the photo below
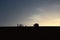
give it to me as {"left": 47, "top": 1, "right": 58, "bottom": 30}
{"left": 0, "top": 0, "right": 60, "bottom": 26}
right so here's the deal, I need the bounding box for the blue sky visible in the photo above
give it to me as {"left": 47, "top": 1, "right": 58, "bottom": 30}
{"left": 0, "top": 0, "right": 60, "bottom": 26}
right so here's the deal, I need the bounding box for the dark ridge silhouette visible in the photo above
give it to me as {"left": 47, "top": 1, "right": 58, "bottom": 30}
{"left": 0, "top": 23, "right": 60, "bottom": 34}
{"left": 17, "top": 23, "right": 39, "bottom": 27}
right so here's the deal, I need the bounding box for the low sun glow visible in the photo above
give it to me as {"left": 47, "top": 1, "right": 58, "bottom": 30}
{"left": 27, "top": 13, "right": 60, "bottom": 26}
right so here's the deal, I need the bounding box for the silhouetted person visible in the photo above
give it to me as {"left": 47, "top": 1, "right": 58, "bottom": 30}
{"left": 25, "top": 25, "right": 27, "bottom": 27}
{"left": 17, "top": 24, "right": 19, "bottom": 27}
{"left": 33, "top": 23, "right": 39, "bottom": 27}
{"left": 19, "top": 24, "right": 23, "bottom": 27}
{"left": 17, "top": 24, "right": 24, "bottom": 27}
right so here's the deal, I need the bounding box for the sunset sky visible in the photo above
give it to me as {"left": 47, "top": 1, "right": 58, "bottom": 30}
{"left": 0, "top": 0, "right": 60, "bottom": 26}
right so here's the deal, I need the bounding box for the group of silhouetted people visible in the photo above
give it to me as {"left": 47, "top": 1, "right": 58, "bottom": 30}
{"left": 17, "top": 23, "right": 39, "bottom": 27}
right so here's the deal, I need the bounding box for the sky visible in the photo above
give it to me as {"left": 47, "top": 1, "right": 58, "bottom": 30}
{"left": 0, "top": 0, "right": 60, "bottom": 26}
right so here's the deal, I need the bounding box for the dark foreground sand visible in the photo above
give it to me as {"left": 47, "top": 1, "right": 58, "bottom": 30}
{"left": 0, "top": 26, "right": 60, "bottom": 32}
{"left": 0, "top": 26, "right": 60, "bottom": 36}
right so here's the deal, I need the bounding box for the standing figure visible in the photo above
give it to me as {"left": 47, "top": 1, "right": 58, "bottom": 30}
{"left": 17, "top": 24, "right": 24, "bottom": 27}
